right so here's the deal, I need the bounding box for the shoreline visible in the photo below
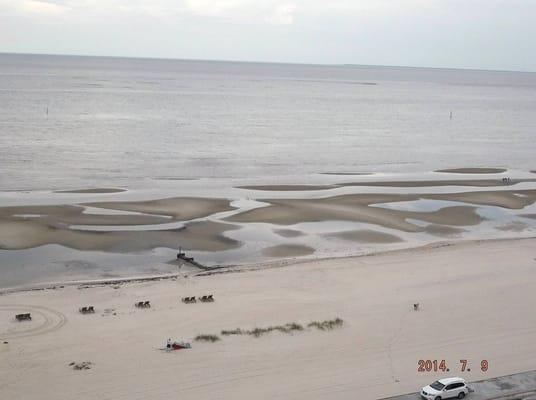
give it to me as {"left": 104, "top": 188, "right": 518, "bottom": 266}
{"left": 2, "top": 235, "right": 534, "bottom": 295}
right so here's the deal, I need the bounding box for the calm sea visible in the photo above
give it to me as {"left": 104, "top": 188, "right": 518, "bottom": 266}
{"left": 1, "top": 53, "right": 536, "bottom": 192}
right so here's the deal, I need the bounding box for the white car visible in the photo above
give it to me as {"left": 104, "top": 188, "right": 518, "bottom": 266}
{"left": 421, "top": 377, "right": 469, "bottom": 399}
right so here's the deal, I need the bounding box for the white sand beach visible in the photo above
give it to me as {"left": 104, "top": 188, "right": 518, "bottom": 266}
{"left": 1, "top": 238, "right": 535, "bottom": 400}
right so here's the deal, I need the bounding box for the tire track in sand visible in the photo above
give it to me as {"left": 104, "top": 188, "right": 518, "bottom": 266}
{"left": 0, "top": 304, "right": 67, "bottom": 339}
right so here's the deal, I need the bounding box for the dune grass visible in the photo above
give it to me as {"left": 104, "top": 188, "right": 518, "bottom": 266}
{"left": 218, "top": 319, "right": 342, "bottom": 338}
{"left": 307, "top": 318, "right": 344, "bottom": 331}
{"left": 194, "top": 334, "right": 221, "bottom": 342}
{"left": 221, "top": 328, "right": 244, "bottom": 336}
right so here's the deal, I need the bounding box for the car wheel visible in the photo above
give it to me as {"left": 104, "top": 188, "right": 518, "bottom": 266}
{"left": 458, "top": 393, "right": 465, "bottom": 399}
{"left": 434, "top": 397, "right": 442, "bottom": 400}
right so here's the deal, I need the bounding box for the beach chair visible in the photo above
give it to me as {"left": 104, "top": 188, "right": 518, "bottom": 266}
{"left": 199, "top": 295, "right": 214, "bottom": 303}
{"left": 15, "top": 313, "right": 31, "bottom": 321}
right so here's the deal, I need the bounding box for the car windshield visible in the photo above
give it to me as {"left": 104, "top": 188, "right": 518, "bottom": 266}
{"left": 430, "top": 381, "right": 446, "bottom": 390}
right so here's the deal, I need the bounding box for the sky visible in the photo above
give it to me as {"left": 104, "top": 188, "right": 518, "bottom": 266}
{"left": 0, "top": 0, "right": 535, "bottom": 71}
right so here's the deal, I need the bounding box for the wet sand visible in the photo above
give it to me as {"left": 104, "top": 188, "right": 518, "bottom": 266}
{"left": 339, "top": 179, "right": 534, "bottom": 188}
{"left": 326, "top": 229, "right": 403, "bottom": 243}
{"left": 261, "top": 244, "right": 315, "bottom": 257}
{"left": 0, "top": 219, "right": 241, "bottom": 252}
{"left": 1, "top": 238, "right": 536, "bottom": 400}
{"left": 495, "top": 221, "right": 529, "bottom": 232}
{"left": 273, "top": 229, "right": 305, "bottom": 238}
{"left": 1, "top": 188, "right": 535, "bottom": 255}
{"left": 226, "top": 196, "right": 485, "bottom": 232}
{"left": 421, "top": 224, "right": 466, "bottom": 237}
{"left": 319, "top": 172, "right": 372, "bottom": 176}
{"left": 54, "top": 188, "right": 127, "bottom": 194}
{"left": 0, "top": 198, "right": 241, "bottom": 252}
{"left": 85, "top": 197, "right": 236, "bottom": 220}
{"left": 239, "top": 179, "right": 535, "bottom": 191}
{"left": 238, "top": 184, "right": 337, "bottom": 191}
{"left": 435, "top": 167, "right": 507, "bottom": 174}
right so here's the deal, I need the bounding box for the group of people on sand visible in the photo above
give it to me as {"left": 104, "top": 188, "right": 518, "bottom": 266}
{"left": 502, "top": 177, "right": 512, "bottom": 184}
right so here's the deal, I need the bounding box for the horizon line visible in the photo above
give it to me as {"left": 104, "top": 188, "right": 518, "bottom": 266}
{"left": 1, "top": 51, "right": 535, "bottom": 75}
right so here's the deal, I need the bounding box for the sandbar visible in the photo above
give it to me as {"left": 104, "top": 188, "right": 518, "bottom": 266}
{"left": 85, "top": 197, "right": 236, "bottom": 220}
{"left": 238, "top": 179, "right": 536, "bottom": 191}
{"left": 237, "top": 185, "right": 337, "bottom": 191}
{"left": 273, "top": 229, "right": 305, "bottom": 238}
{"left": 326, "top": 229, "right": 403, "bottom": 243}
{"left": 54, "top": 188, "right": 127, "bottom": 194}
{"left": 261, "top": 244, "right": 315, "bottom": 258}
{"left": 435, "top": 167, "right": 507, "bottom": 174}
{"left": 226, "top": 195, "right": 485, "bottom": 232}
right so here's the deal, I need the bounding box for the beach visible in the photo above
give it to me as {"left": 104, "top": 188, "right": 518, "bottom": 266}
{"left": 1, "top": 54, "right": 536, "bottom": 399}
{"left": 1, "top": 237, "right": 535, "bottom": 400}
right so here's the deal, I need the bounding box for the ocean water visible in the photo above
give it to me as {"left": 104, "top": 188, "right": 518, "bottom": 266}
{"left": 1, "top": 53, "right": 536, "bottom": 192}
{"left": 1, "top": 54, "right": 536, "bottom": 288}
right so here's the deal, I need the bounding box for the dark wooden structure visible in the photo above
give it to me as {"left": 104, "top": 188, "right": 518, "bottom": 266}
{"left": 135, "top": 301, "right": 151, "bottom": 308}
{"left": 15, "top": 313, "right": 31, "bottom": 321}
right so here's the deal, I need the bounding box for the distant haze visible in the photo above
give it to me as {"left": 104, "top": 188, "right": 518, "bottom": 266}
{"left": 1, "top": 0, "right": 536, "bottom": 71}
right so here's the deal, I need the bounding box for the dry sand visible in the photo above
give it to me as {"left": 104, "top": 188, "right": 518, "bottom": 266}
{"left": 435, "top": 167, "right": 507, "bottom": 174}
{"left": 1, "top": 238, "right": 536, "bottom": 400}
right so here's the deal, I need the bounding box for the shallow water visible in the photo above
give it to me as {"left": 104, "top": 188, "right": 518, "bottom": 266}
{"left": 1, "top": 54, "right": 536, "bottom": 287}
{"left": 1, "top": 54, "right": 536, "bottom": 192}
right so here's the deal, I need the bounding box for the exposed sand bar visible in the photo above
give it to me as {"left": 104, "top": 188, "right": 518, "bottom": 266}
{"left": 54, "top": 188, "right": 127, "bottom": 194}
{"left": 326, "top": 229, "right": 403, "bottom": 243}
{"left": 227, "top": 189, "right": 536, "bottom": 231}
{"left": 0, "top": 198, "right": 241, "bottom": 252}
{"left": 273, "top": 229, "right": 305, "bottom": 238}
{"left": 0, "top": 220, "right": 241, "bottom": 252}
{"left": 239, "top": 179, "right": 536, "bottom": 191}
{"left": 227, "top": 196, "right": 485, "bottom": 232}
{"left": 1, "top": 238, "right": 536, "bottom": 400}
{"left": 339, "top": 179, "right": 535, "bottom": 187}
{"left": 319, "top": 172, "right": 372, "bottom": 176}
{"left": 261, "top": 244, "right": 315, "bottom": 257}
{"left": 435, "top": 167, "right": 507, "bottom": 174}
{"left": 238, "top": 184, "right": 338, "bottom": 191}
{"left": 0, "top": 204, "right": 169, "bottom": 226}
{"left": 85, "top": 197, "right": 236, "bottom": 220}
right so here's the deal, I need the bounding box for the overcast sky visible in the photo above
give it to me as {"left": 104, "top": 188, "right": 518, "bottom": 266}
{"left": 1, "top": 0, "right": 535, "bottom": 71}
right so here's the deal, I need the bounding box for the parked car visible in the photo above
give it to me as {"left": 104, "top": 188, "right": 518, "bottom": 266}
{"left": 421, "top": 377, "right": 469, "bottom": 399}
